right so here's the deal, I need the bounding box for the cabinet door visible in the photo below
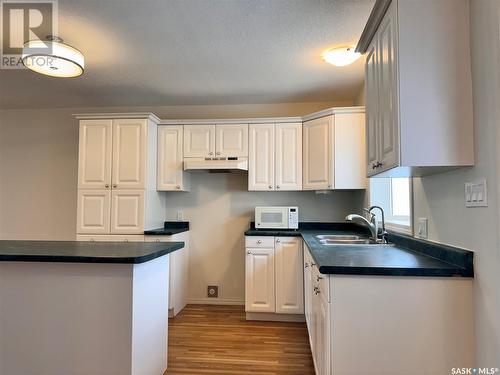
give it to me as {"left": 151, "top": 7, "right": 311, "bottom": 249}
{"left": 78, "top": 120, "right": 112, "bottom": 189}
{"left": 112, "top": 119, "right": 147, "bottom": 189}
{"left": 377, "top": 0, "right": 400, "bottom": 172}
{"left": 275, "top": 123, "right": 302, "bottom": 191}
{"left": 183, "top": 125, "right": 215, "bottom": 157}
{"left": 248, "top": 124, "right": 275, "bottom": 191}
{"left": 76, "top": 189, "right": 111, "bottom": 234}
{"left": 245, "top": 248, "right": 275, "bottom": 313}
{"left": 275, "top": 237, "right": 304, "bottom": 314}
{"left": 365, "top": 39, "right": 380, "bottom": 176}
{"left": 334, "top": 113, "right": 367, "bottom": 189}
{"left": 215, "top": 124, "right": 248, "bottom": 157}
{"left": 157, "top": 126, "right": 188, "bottom": 191}
{"left": 315, "top": 292, "right": 330, "bottom": 375}
{"left": 110, "top": 190, "right": 145, "bottom": 234}
{"left": 304, "top": 249, "right": 313, "bottom": 334}
{"left": 303, "top": 116, "right": 333, "bottom": 190}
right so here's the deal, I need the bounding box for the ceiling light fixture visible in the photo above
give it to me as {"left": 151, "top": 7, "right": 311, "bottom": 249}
{"left": 22, "top": 36, "right": 84, "bottom": 78}
{"left": 322, "top": 46, "right": 361, "bottom": 67}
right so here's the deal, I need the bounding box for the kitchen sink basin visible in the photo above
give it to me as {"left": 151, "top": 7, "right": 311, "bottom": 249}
{"left": 315, "top": 235, "right": 362, "bottom": 241}
{"left": 315, "top": 234, "right": 381, "bottom": 246}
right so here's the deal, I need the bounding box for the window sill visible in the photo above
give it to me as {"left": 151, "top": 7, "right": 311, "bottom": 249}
{"left": 385, "top": 221, "right": 413, "bottom": 236}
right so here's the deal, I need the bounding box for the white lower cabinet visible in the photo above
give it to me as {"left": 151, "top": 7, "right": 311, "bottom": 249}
{"left": 275, "top": 237, "right": 304, "bottom": 314}
{"left": 110, "top": 190, "right": 145, "bottom": 234}
{"left": 77, "top": 190, "right": 111, "bottom": 234}
{"left": 303, "top": 244, "right": 474, "bottom": 375}
{"left": 146, "top": 232, "right": 190, "bottom": 317}
{"left": 245, "top": 236, "right": 303, "bottom": 317}
{"left": 245, "top": 248, "right": 275, "bottom": 313}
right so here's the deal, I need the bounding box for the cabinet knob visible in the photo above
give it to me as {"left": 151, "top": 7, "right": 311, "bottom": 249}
{"left": 311, "top": 262, "right": 316, "bottom": 267}
{"left": 176, "top": 185, "right": 181, "bottom": 189}
{"left": 216, "top": 152, "right": 221, "bottom": 156}
{"left": 305, "top": 263, "right": 309, "bottom": 268}
{"left": 276, "top": 185, "right": 280, "bottom": 189}
{"left": 268, "top": 185, "right": 273, "bottom": 189}
{"left": 376, "top": 161, "right": 383, "bottom": 168}
{"left": 105, "top": 184, "right": 110, "bottom": 189}
{"left": 124, "top": 239, "right": 129, "bottom": 242}
{"left": 372, "top": 163, "right": 377, "bottom": 170}
{"left": 209, "top": 152, "right": 214, "bottom": 156}
{"left": 112, "top": 184, "right": 117, "bottom": 188}
{"left": 257, "top": 240, "right": 262, "bottom": 244}
{"left": 247, "top": 251, "right": 252, "bottom": 255}
{"left": 276, "top": 239, "right": 281, "bottom": 243}
{"left": 317, "top": 275, "right": 323, "bottom": 282}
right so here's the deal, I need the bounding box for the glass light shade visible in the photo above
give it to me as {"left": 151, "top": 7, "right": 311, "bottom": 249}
{"left": 22, "top": 40, "right": 84, "bottom": 78}
{"left": 322, "top": 46, "right": 361, "bottom": 67}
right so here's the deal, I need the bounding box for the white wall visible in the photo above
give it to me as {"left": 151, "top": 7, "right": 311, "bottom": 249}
{"left": 163, "top": 173, "right": 362, "bottom": 303}
{"left": 412, "top": 0, "right": 500, "bottom": 365}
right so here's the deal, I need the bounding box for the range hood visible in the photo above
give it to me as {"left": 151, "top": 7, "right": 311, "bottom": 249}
{"left": 184, "top": 157, "right": 248, "bottom": 172}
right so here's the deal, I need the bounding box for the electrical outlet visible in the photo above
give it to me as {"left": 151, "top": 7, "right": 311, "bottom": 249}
{"left": 418, "top": 218, "right": 428, "bottom": 239}
{"left": 465, "top": 179, "right": 488, "bottom": 207}
{"left": 207, "top": 285, "right": 218, "bottom": 298}
{"left": 177, "top": 210, "right": 183, "bottom": 221}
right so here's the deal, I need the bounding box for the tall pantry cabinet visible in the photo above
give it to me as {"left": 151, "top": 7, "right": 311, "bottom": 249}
{"left": 76, "top": 114, "right": 164, "bottom": 239}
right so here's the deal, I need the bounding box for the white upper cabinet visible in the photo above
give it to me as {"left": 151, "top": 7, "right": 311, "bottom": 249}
{"left": 112, "top": 119, "right": 147, "bottom": 189}
{"left": 78, "top": 120, "right": 113, "bottom": 189}
{"left": 183, "top": 125, "right": 216, "bottom": 157}
{"left": 275, "top": 237, "right": 304, "bottom": 314}
{"left": 248, "top": 124, "right": 275, "bottom": 191}
{"left": 303, "top": 116, "right": 332, "bottom": 190}
{"left": 334, "top": 113, "right": 367, "bottom": 190}
{"left": 215, "top": 124, "right": 248, "bottom": 157}
{"left": 248, "top": 123, "right": 302, "bottom": 191}
{"left": 361, "top": 0, "right": 474, "bottom": 177}
{"left": 303, "top": 112, "right": 366, "bottom": 190}
{"left": 275, "top": 123, "right": 302, "bottom": 191}
{"left": 157, "top": 126, "right": 189, "bottom": 191}
{"left": 245, "top": 248, "right": 275, "bottom": 313}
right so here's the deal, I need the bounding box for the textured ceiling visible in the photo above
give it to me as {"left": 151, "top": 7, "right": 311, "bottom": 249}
{"left": 0, "top": 0, "right": 374, "bottom": 109}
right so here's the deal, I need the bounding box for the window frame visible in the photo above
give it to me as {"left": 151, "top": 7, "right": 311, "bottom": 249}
{"left": 369, "top": 177, "right": 414, "bottom": 236}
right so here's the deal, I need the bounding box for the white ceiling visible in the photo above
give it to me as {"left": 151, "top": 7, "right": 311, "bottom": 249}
{"left": 0, "top": 0, "right": 374, "bottom": 109}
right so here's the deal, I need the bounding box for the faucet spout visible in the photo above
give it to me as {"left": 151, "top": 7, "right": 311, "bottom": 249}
{"left": 345, "top": 214, "right": 377, "bottom": 240}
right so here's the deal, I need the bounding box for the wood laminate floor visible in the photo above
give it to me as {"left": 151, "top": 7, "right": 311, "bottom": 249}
{"left": 165, "top": 304, "right": 314, "bottom": 375}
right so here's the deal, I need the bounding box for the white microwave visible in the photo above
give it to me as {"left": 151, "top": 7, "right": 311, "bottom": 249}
{"left": 255, "top": 206, "right": 299, "bottom": 229}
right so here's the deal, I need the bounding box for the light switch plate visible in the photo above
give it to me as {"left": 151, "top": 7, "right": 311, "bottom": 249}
{"left": 417, "top": 218, "right": 428, "bottom": 239}
{"left": 465, "top": 179, "right": 488, "bottom": 207}
{"left": 177, "top": 210, "right": 184, "bottom": 221}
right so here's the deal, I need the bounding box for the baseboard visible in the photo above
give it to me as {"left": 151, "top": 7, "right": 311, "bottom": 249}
{"left": 186, "top": 298, "right": 245, "bottom": 306}
{"left": 246, "top": 312, "right": 306, "bottom": 322}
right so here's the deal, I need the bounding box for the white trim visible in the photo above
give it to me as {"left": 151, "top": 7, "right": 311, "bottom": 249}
{"left": 74, "top": 113, "right": 161, "bottom": 123}
{"left": 186, "top": 298, "right": 245, "bottom": 306}
{"left": 159, "top": 117, "right": 302, "bottom": 125}
{"left": 74, "top": 106, "right": 365, "bottom": 125}
{"left": 245, "top": 312, "right": 305, "bottom": 322}
{"left": 301, "top": 106, "right": 365, "bottom": 121}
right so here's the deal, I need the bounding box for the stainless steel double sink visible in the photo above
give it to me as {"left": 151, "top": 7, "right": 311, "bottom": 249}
{"left": 315, "top": 234, "right": 378, "bottom": 246}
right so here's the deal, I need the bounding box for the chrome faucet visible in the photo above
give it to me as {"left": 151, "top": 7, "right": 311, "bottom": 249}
{"left": 346, "top": 206, "right": 388, "bottom": 243}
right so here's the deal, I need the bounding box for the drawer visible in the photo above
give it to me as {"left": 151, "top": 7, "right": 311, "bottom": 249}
{"left": 76, "top": 235, "right": 145, "bottom": 242}
{"left": 145, "top": 235, "right": 173, "bottom": 242}
{"left": 245, "top": 236, "right": 275, "bottom": 248}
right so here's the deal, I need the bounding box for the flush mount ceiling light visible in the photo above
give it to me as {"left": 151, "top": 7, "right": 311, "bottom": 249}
{"left": 322, "top": 46, "right": 361, "bottom": 67}
{"left": 22, "top": 36, "right": 84, "bottom": 78}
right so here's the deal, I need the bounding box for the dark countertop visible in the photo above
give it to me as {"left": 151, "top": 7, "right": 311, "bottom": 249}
{"left": 0, "top": 240, "right": 185, "bottom": 264}
{"left": 245, "top": 222, "right": 473, "bottom": 277}
{"left": 144, "top": 221, "right": 189, "bottom": 236}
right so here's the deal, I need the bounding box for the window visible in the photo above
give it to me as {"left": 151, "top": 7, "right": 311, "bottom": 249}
{"left": 369, "top": 177, "right": 412, "bottom": 234}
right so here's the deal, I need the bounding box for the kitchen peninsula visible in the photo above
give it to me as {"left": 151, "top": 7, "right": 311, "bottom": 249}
{"left": 0, "top": 240, "right": 184, "bottom": 375}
